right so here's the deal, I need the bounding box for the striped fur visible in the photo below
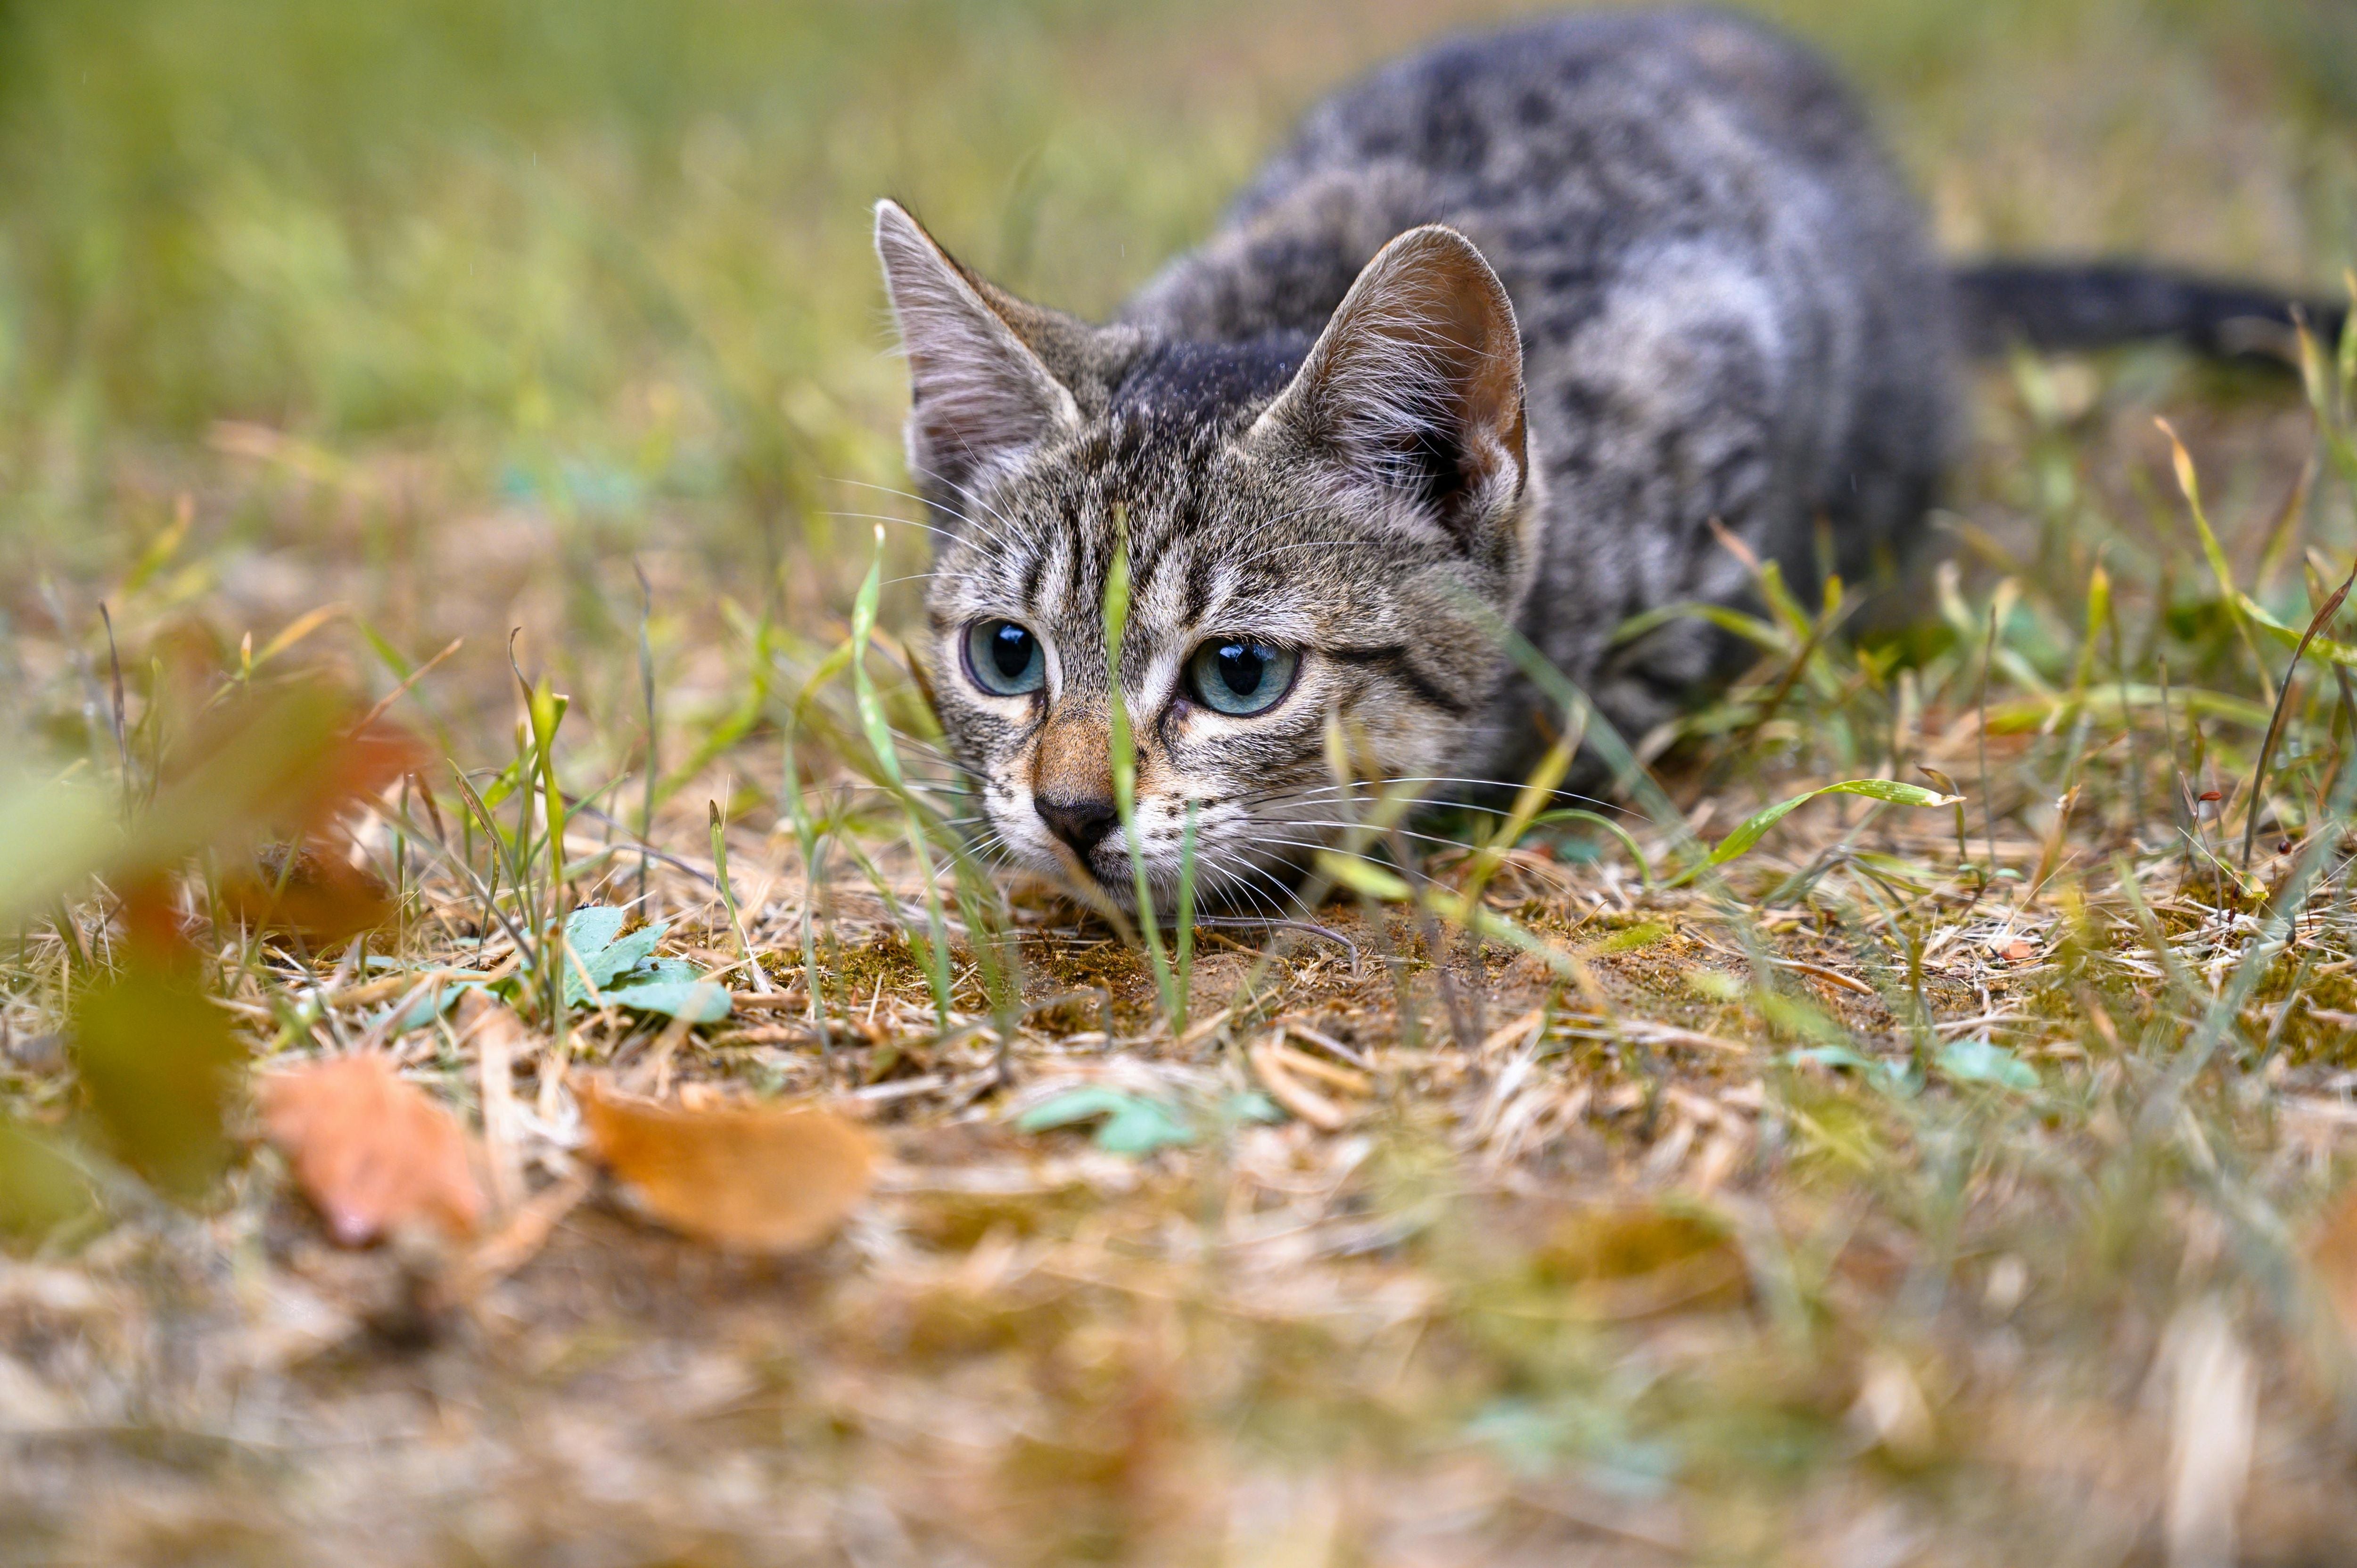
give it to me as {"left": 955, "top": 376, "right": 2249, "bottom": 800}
{"left": 878, "top": 8, "right": 1958, "bottom": 909}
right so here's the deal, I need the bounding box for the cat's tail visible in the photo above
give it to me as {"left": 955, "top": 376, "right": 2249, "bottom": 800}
{"left": 1950, "top": 261, "right": 2348, "bottom": 364}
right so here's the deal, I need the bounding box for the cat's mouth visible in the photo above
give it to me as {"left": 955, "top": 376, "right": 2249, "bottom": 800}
{"left": 1035, "top": 829, "right": 1317, "bottom": 919}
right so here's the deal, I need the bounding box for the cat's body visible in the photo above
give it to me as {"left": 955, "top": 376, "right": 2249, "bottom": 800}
{"left": 874, "top": 7, "right": 2335, "bottom": 911}
{"left": 1123, "top": 8, "right": 1956, "bottom": 768}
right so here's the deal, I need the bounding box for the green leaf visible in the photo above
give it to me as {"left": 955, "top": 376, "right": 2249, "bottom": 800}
{"left": 1015, "top": 1087, "right": 1199, "bottom": 1155}
{"left": 560, "top": 905, "right": 672, "bottom": 1003}
{"left": 602, "top": 979, "right": 732, "bottom": 1022}
{"left": 1784, "top": 1045, "right": 1920, "bottom": 1096}
{"left": 1014, "top": 1087, "right": 1133, "bottom": 1133}
{"left": 370, "top": 978, "right": 480, "bottom": 1035}
{"left": 1935, "top": 1037, "right": 2039, "bottom": 1091}
{"left": 564, "top": 904, "right": 627, "bottom": 960}
{"left": 1094, "top": 1097, "right": 1197, "bottom": 1156}
{"left": 553, "top": 906, "right": 726, "bottom": 1018}
{"left": 627, "top": 957, "right": 701, "bottom": 986}
{"left": 602, "top": 925, "right": 667, "bottom": 977}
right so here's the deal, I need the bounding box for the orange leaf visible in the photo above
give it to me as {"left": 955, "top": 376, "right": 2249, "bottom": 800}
{"left": 220, "top": 843, "right": 394, "bottom": 944}
{"left": 579, "top": 1081, "right": 874, "bottom": 1254}
{"left": 1999, "top": 938, "right": 2036, "bottom": 963}
{"left": 258, "top": 1056, "right": 484, "bottom": 1245}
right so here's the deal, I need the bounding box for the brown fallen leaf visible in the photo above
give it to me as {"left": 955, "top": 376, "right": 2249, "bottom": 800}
{"left": 220, "top": 841, "right": 394, "bottom": 944}
{"left": 258, "top": 1055, "right": 484, "bottom": 1245}
{"left": 578, "top": 1080, "right": 874, "bottom": 1253}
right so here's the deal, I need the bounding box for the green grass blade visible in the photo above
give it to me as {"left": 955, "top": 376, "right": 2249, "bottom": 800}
{"left": 1671, "top": 778, "right": 1961, "bottom": 885}
{"left": 850, "top": 524, "right": 953, "bottom": 1025}
{"left": 1102, "top": 515, "right": 1180, "bottom": 1031}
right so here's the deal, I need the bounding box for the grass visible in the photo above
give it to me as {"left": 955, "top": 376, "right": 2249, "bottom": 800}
{"left": 7, "top": 0, "right": 2357, "bottom": 1562}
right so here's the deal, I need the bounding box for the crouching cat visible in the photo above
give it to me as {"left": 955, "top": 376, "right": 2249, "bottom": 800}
{"left": 874, "top": 6, "right": 2340, "bottom": 912}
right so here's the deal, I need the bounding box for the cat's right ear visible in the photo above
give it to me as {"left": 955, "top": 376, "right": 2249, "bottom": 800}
{"left": 1250, "top": 225, "right": 1528, "bottom": 557}
{"left": 874, "top": 200, "right": 1081, "bottom": 494}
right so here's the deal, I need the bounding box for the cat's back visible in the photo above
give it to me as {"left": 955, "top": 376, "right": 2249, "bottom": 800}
{"left": 1254, "top": 8, "right": 1879, "bottom": 209}
{"left": 1126, "top": 7, "right": 1928, "bottom": 345}
{"left": 1124, "top": 7, "right": 1958, "bottom": 761}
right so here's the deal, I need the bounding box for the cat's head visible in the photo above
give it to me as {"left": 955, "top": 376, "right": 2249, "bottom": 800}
{"left": 873, "top": 199, "right": 1535, "bottom": 912}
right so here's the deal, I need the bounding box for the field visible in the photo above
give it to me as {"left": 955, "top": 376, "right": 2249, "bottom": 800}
{"left": 6, "top": 0, "right": 2357, "bottom": 1562}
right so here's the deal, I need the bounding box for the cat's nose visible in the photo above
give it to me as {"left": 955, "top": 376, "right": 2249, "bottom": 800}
{"left": 1035, "top": 792, "right": 1120, "bottom": 855}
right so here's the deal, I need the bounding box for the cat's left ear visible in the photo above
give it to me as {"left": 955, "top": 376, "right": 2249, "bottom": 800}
{"left": 1250, "top": 225, "right": 1527, "bottom": 552}
{"left": 874, "top": 200, "right": 1091, "bottom": 497}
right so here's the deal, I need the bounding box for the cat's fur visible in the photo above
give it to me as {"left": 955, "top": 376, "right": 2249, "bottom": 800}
{"left": 875, "top": 6, "right": 2336, "bottom": 912}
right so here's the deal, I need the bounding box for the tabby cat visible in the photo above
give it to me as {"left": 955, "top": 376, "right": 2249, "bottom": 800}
{"left": 874, "top": 6, "right": 2338, "bottom": 912}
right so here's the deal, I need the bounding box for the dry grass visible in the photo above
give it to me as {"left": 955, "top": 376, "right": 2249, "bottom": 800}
{"left": 6, "top": 1, "right": 2357, "bottom": 1564}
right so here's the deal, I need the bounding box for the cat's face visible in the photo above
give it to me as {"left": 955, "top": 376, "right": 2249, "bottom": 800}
{"left": 875, "top": 202, "right": 1535, "bottom": 912}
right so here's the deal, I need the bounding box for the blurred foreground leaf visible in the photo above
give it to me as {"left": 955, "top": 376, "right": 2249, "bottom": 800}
{"left": 2312, "top": 1188, "right": 2357, "bottom": 1355}
{"left": 1533, "top": 1203, "right": 1750, "bottom": 1318}
{"left": 0, "top": 681, "right": 423, "bottom": 928}
{"left": 220, "top": 842, "right": 395, "bottom": 944}
{"left": 0, "top": 1118, "right": 99, "bottom": 1252}
{"left": 579, "top": 1083, "right": 872, "bottom": 1253}
{"left": 258, "top": 1055, "right": 484, "bottom": 1245}
{"left": 69, "top": 967, "right": 247, "bottom": 1201}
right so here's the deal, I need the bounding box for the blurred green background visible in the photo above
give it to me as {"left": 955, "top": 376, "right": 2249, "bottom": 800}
{"left": 0, "top": 0, "right": 2351, "bottom": 699}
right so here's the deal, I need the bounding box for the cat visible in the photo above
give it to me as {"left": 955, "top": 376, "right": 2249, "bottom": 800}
{"left": 874, "top": 6, "right": 2341, "bottom": 914}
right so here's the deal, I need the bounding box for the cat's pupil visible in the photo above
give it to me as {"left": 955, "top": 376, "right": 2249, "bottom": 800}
{"left": 1186, "top": 637, "right": 1295, "bottom": 715}
{"left": 990, "top": 623, "right": 1034, "bottom": 679}
{"left": 1215, "top": 642, "right": 1266, "bottom": 696}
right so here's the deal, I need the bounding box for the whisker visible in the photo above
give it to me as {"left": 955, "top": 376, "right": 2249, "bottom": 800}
{"left": 1264, "top": 822, "right": 1520, "bottom": 859}
{"left": 1198, "top": 846, "right": 1315, "bottom": 920}
{"left": 1240, "top": 778, "right": 1639, "bottom": 817}
{"left": 828, "top": 475, "right": 1026, "bottom": 557}
{"left": 905, "top": 460, "right": 1027, "bottom": 540}
{"left": 1195, "top": 849, "right": 1298, "bottom": 923}
{"left": 820, "top": 510, "right": 990, "bottom": 558}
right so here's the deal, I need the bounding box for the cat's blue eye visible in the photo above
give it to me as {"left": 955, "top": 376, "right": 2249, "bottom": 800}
{"left": 1185, "top": 638, "right": 1298, "bottom": 717}
{"left": 963, "top": 619, "right": 1047, "bottom": 697}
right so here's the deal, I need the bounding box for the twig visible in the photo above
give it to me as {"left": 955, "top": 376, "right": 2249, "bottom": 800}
{"left": 354, "top": 637, "right": 463, "bottom": 731}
